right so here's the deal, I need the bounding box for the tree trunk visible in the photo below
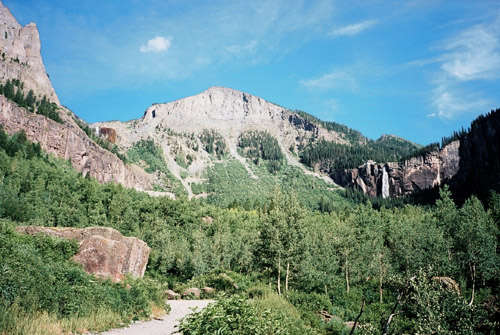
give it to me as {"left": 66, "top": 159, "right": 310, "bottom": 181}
{"left": 345, "top": 253, "right": 350, "bottom": 294}
{"left": 349, "top": 298, "right": 365, "bottom": 335}
{"left": 285, "top": 262, "right": 290, "bottom": 292}
{"left": 277, "top": 256, "right": 281, "bottom": 295}
{"left": 379, "top": 253, "right": 384, "bottom": 304}
{"left": 468, "top": 263, "right": 475, "bottom": 306}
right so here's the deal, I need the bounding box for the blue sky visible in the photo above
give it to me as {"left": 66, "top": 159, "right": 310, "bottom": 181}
{"left": 5, "top": 0, "right": 500, "bottom": 145}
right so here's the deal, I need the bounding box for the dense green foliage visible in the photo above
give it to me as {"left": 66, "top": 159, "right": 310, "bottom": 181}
{"left": 1, "top": 127, "right": 499, "bottom": 334}
{"left": 0, "top": 221, "right": 162, "bottom": 320}
{"left": 300, "top": 135, "right": 420, "bottom": 171}
{"left": 194, "top": 158, "right": 347, "bottom": 210}
{"left": 238, "top": 130, "right": 284, "bottom": 173}
{"left": 199, "top": 129, "right": 227, "bottom": 159}
{"left": 0, "top": 79, "right": 62, "bottom": 123}
{"left": 179, "top": 293, "right": 322, "bottom": 335}
{"left": 72, "top": 117, "right": 128, "bottom": 163}
{"left": 126, "top": 138, "right": 187, "bottom": 196}
{"left": 295, "top": 110, "right": 366, "bottom": 143}
{"left": 295, "top": 110, "right": 420, "bottom": 171}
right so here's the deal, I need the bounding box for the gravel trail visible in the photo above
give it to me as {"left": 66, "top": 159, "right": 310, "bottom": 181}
{"left": 98, "top": 300, "right": 215, "bottom": 335}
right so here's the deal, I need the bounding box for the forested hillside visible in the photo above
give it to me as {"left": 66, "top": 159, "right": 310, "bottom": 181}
{"left": 1, "top": 127, "right": 499, "bottom": 334}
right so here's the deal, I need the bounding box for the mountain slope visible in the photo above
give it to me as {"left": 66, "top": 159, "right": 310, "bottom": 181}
{"left": 0, "top": 1, "right": 152, "bottom": 189}
{"left": 94, "top": 87, "right": 419, "bottom": 200}
{"left": 334, "top": 109, "right": 500, "bottom": 202}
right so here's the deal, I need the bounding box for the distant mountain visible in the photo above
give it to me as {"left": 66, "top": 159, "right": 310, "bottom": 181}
{"left": 93, "top": 87, "right": 419, "bottom": 202}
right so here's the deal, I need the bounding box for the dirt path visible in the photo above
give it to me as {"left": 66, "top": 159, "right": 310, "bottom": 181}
{"left": 97, "top": 300, "right": 215, "bottom": 335}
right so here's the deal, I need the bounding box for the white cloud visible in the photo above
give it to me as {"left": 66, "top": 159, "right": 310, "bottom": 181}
{"left": 440, "top": 25, "right": 500, "bottom": 81}
{"left": 432, "top": 85, "right": 490, "bottom": 119}
{"left": 425, "top": 21, "right": 500, "bottom": 119}
{"left": 300, "top": 70, "right": 357, "bottom": 91}
{"left": 140, "top": 36, "right": 172, "bottom": 53}
{"left": 330, "top": 19, "right": 378, "bottom": 37}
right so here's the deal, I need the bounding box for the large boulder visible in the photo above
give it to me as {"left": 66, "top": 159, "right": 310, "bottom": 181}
{"left": 165, "top": 289, "right": 181, "bottom": 300}
{"left": 15, "top": 226, "right": 150, "bottom": 282}
{"left": 182, "top": 288, "right": 201, "bottom": 299}
{"left": 432, "top": 276, "right": 461, "bottom": 295}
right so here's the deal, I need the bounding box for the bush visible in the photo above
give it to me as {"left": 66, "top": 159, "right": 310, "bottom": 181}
{"left": 178, "top": 293, "right": 322, "bottom": 335}
{"left": 0, "top": 221, "right": 164, "bottom": 333}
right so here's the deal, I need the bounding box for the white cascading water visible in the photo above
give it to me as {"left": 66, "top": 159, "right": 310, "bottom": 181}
{"left": 382, "top": 166, "right": 390, "bottom": 198}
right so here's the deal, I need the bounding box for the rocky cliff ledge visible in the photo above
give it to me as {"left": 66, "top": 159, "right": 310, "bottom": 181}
{"left": 334, "top": 108, "right": 500, "bottom": 200}
{"left": 0, "top": 1, "right": 59, "bottom": 104}
{"left": 333, "top": 141, "right": 460, "bottom": 198}
{"left": 0, "top": 96, "right": 152, "bottom": 189}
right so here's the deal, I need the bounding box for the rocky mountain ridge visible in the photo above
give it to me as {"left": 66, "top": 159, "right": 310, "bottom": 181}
{"left": 93, "top": 86, "right": 357, "bottom": 197}
{"left": 0, "top": 1, "right": 151, "bottom": 189}
{"left": 0, "top": 0, "right": 58, "bottom": 104}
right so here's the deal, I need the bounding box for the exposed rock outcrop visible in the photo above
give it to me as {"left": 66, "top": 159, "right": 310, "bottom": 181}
{"left": 432, "top": 276, "right": 461, "bottom": 294}
{"left": 334, "top": 109, "right": 500, "bottom": 200}
{"left": 15, "top": 226, "right": 151, "bottom": 282}
{"left": 0, "top": 2, "right": 152, "bottom": 191}
{"left": 182, "top": 288, "right": 201, "bottom": 299}
{"left": 334, "top": 141, "right": 460, "bottom": 197}
{"left": 0, "top": 1, "right": 59, "bottom": 104}
{"left": 165, "top": 289, "right": 181, "bottom": 300}
{"left": 98, "top": 126, "right": 117, "bottom": 143}
{"left": 0, "top": 96, "right": 152, "bottom": 188}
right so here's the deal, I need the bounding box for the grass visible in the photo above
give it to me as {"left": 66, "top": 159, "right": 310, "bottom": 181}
{"left": 0, "top": 300, "right": 128, "bottom": 335}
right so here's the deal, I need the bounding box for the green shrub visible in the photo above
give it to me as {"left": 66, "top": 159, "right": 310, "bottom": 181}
{"left": 0, "top": 221, "right": 163, "bottom": 333}
{"left": 178, "top": 294, "right": 321, "bottom": 335}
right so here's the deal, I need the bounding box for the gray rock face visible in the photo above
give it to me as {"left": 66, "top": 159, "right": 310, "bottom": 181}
{"left": 0, "top": 1, "right": 59, "bottom": 104}
{"left": 97, "top": 86, "right": 346, "bottom": 149}
{"left": 334, "top": 141, "right": 461, "bottom": 197}
{"left": 15, "top": 226, "right": 151, "bottom": 282}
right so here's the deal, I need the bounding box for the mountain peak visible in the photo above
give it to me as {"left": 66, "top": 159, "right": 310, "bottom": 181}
{"left": 0, "top": 1, "right": 21, "bottom": 29}
{"left": 0, "top": 2, "right": 59, "bottom": 104}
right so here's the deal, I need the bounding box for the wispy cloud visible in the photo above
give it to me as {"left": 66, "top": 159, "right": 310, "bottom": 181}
{"left": 300, "top": 70, "right": 357, "bottom": 91}
{"left": 440, "top": 25, "right": 500, "bottom": 81}
{"left": 140, "top": 36, "right": 172, "bottom": 53}
{"left": 426, "top": 20, "right": 500, "bottom": 119}
{"left": 431, "top": 84, "right": 490, "bottom": 119}
{"left": 225, "top": 40, "right": 259, "bottom": 56}
{"left": 330, "top": 19, "right": 378, "bottom": 37}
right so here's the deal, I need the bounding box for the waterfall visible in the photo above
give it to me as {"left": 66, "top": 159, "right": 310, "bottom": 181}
{"left": 382, "top": 166, "right": 390, "bottom": 198}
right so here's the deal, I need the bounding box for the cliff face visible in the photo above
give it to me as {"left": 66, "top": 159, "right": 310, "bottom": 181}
{"left": 0, "top": 95, "right": 152, "bottom": 189}
{"left": 0, "top": 1, "right": 59, "bottom": 104}
{"left": 334, "top": 109, "right": 500, "bottom": 199}
{"left": 103, "top": 86, "right": 346, "bottom": 149}
{"left": 334, "top": 141, "right": 460, "bottom": 198}
{"left": 0, "top": 2, "right": 152, "bottom": 190}
{"left": 451, "top": 109, "right": 500, "bottom": 200}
